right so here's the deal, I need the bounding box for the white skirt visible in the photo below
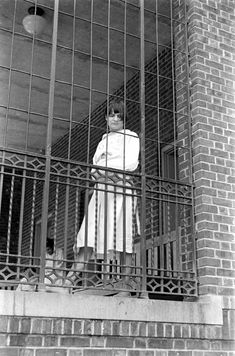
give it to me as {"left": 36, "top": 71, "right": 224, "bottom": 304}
{"left": 76, "top": 183, "right": 139, "bottom": 255}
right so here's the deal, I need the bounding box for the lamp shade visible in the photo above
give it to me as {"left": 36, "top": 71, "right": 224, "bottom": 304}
{"left": 23, "top": 7, "right": 46, "bottom": 35}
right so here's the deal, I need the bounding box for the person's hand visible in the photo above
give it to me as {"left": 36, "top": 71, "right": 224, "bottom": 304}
{"left": 73, "top": 244, "right": 79, "bottom": 256}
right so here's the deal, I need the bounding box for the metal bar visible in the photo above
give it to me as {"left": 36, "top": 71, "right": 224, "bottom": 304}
{"left": 53, "top": 177, "right": 60, "bottom": 244}
{"left": 3, "top": 0, "right": 17, "bottom": 148}
{"left": 63, "top": 0, "right": 77, "bottom": 266}
{"left": 25, "top": 0, "right": 39, "bottom": 152}
{"left": 122, "top": 0, "right": 127, "bottom": 261}
{"left": 170, "top": 1, "right": 180, "bottom": 271}
{"left": 17, "top": 169, "right": 26, "bottom": 279}
{"left": 155, "top": 0, "right": 164, "bottom": 271}
{"left": 83, "top": 0, "right": 94, "bottom": 265}
{"left": 39, "top": 0, "right": 59, "bottom": 287}
{"left": 139, "top": 0, "right": 146, "bottom": 294}
{"left": 29, "top": 173, "right": 37, "bottom": 262}
{"left": 6, "top": 170, "right": 15, "bottom": 263}
{"left": 103, "top": 0, "right": 112, "bottom": 269}
{"left": 0, "top": 164, "right": 4, "bottom": 222}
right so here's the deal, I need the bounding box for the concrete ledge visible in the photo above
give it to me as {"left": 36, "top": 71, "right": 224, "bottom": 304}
{"left": 0, "top": 290, "right": 223, "bottom": 325}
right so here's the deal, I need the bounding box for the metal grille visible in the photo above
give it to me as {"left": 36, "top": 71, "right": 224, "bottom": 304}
{"left": 0, "top": 0, "right": 197, "bottom": 298}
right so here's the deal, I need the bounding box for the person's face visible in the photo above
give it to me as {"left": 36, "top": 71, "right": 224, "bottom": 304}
{"left": 106, "top": 111, "right": 124, "bottom": 132}
{"left": 46, "top": 245, "right": 53, "bottom": 255}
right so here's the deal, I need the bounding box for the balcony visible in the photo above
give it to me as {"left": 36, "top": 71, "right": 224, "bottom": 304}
{"left": 0, "top": 150, "right": 197, "bottom": 299}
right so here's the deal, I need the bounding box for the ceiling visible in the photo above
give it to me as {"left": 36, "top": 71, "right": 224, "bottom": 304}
{"left": 0, "top": 0, "right": 173, "bottom": 153}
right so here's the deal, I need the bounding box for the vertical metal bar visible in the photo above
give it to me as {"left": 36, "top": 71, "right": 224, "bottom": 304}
{"left": 83, "top": 0, "right": 94, "bottom": 262}
{"left": 0, "top": 166, "right": 4, "bottom": 225}
{"left": 0, "top": 1, "right": 17, "bottom": 224}
{"left": 103, "top": 0, "right": 112, "bottom": 269}
{"left": 53, "top": 178, "right": 60, "bottom": 246}
{"left": 74, "top": 184, "right": 80, "bottom": 247}
{"left": 39, "top": 0, "right": 59, "bottom": 286}
{"left": 139, "top": 0, "right": 146, "bottom": 293}
{"left": 25, "top": 0, "right": 39, "bottom": 152}
{"left": 155, "top": 0, "right": 164, "bottom": 272}
{"left": 170, "top": 0, "right": 180, "bottom": 272}
{"left": 6, "top": 171, "right": 15, "bottom": 263}
{"left": 64, "top": 0, "right": 77, "bottom": 260}
{"left": 113, "top": 185, "right": 117, "bottom": 262}
{"left": 17, "top": 171, "right": 26, "bottom": 277}
{"left": 29, "top": 174, "right": 37, "bottom": 261}
{"left": 3, "top": 0, "right": 17, "bottom": 147}
{"left": 122, "top": 0, "right": 127, "bottom": 261}
{"left": 150, "top": 196, "right": 154, "bottom": 269}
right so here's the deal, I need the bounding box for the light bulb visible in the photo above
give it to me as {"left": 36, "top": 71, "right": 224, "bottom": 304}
{"left": 22, "top": 6, "right": 46, "bottom": 35}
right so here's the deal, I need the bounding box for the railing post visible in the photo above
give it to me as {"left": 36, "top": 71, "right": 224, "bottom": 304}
{"left": 139, "top": 0, "right": 147, "bottom": 298}
{"left": 38, "top": 0, "right": 59, "bottom": 289}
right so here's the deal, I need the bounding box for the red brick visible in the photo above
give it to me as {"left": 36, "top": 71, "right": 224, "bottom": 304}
{"left": 93, "top": 320, "right": 102, "bottom": 335}
{"left": 0, "top": 350, "right": 18, "bottom": 356}
{"left": 9, "top": 335, "right": 27, "bottom": 347}
{"left": 41, "top": 319, "right": 52, "bottom": 334}
{"left": 90, "top": 336, "right": 105, "bottom": 347}
{"left": 63, "top": 319, "right": 73, "bottom": 335}
{"left": 9, "top": 318, "right": 20, "bottom": 333}
{"left": 73, "top": 320, "right": 82, "bottom": 335}
{"left": 60, "top": 336, "right": 90, "bottom": 347}
{"left": 83, "top": 320, "right": 93, "bottom": 335}
{"left": 31, "top": 319, "right": 43, "bottom": 334}
{"left": 169, "top": 352, "right": 191, "bottom": 356}
{"left": 148, "top": 338, "right": 173, "bottom": 349}
{"left": 112, "top": 321, "right": 121, "bottom": 336}
{"left": 198, "top": 257, "right": 221, "bottom": 267}
{"left": 197, "top": 248, "right": 215, "bottom": 258}
{"left": 20, "top": 318, "right": 31, "bottom": 334}
{"left": 44, "top": 335, "right": 59, "bottom": 346}
{"left": 119, "top": 321, "right": 130, "bottom": 336}
{"left": 68, "top": 350, "right": 83, "bottom": 356}
{"left": 186, "top": 339, "right": 210, "bottom": 349}
{"left": 106, "top": 336, "right": 133, "bottom": 348}
{"left": 36, "top": 350, "right": 67, "bottom": 356}
{"left": 139, "top": 322, "right": 147, "bottom": 337}
{"left": 17, "top": 349, "right": 34, "bottom": 356}
{"left": 83, "top": 350, "right": 113, "bottom": 356}
{"left": 27, "top": 336, "right": 43, "bottom": 346}
{"left": 0, "top": 316, "right": 8, "bottom": 332}
{"left": 112, "top": 351, "right": 126, "bottom": 356}
{"left": 156, "top": 324, "right": 164, "bottom": 337}
{"left": 197, "top": 239, "right": 220, "bottom": 249}
{"left": 102, "top": 320, "right": 112, "bottom": 335}
{"left": 130, "top": 322, "right": 139, "bottom": 336}
{"left": 128, "top": 351, "right": 154, "bottom": 356}
{"left": 173, "top": 325, "right": 182, "bottom": 338}
{"left": 135, "top": 337, "right": 147, "bottom": 348}
{"left": 0, "top": 334, "right": 7, "bottom": 346}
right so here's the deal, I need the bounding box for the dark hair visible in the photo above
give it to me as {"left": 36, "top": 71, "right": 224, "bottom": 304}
{"left": 46, "top": 238, "right": 54, "bottom": 252}
{"left": 107, "top": 99, "right": 125, "bottom": 121}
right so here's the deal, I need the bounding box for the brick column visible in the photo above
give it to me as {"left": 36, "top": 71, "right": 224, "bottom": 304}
{"left": 188, "top": 0, "right": 235, "bottom": 296}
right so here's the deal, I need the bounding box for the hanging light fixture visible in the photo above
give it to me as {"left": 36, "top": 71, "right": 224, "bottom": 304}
{"left": 22, "top": 6, "right": 47, "bottom": 35}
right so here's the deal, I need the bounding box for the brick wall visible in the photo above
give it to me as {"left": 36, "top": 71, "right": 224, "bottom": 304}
{"left": 0, "top": 310, "right": 234, "bottom": 355}
{"left": 188, "top": 0, "right": 235, "bottom": 296}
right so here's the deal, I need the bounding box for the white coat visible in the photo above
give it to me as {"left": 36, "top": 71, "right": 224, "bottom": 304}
{"left": 75, "top": 129, "right": 140, "bottom": 256}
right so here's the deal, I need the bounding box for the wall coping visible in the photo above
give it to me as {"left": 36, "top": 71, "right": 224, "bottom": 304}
{"left": 0, "top": 290, "right": 224, "bottom": 325}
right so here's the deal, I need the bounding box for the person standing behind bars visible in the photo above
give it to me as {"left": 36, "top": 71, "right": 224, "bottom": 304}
{"left": 68, "top": 98, "right": 140, "bottom": 296}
